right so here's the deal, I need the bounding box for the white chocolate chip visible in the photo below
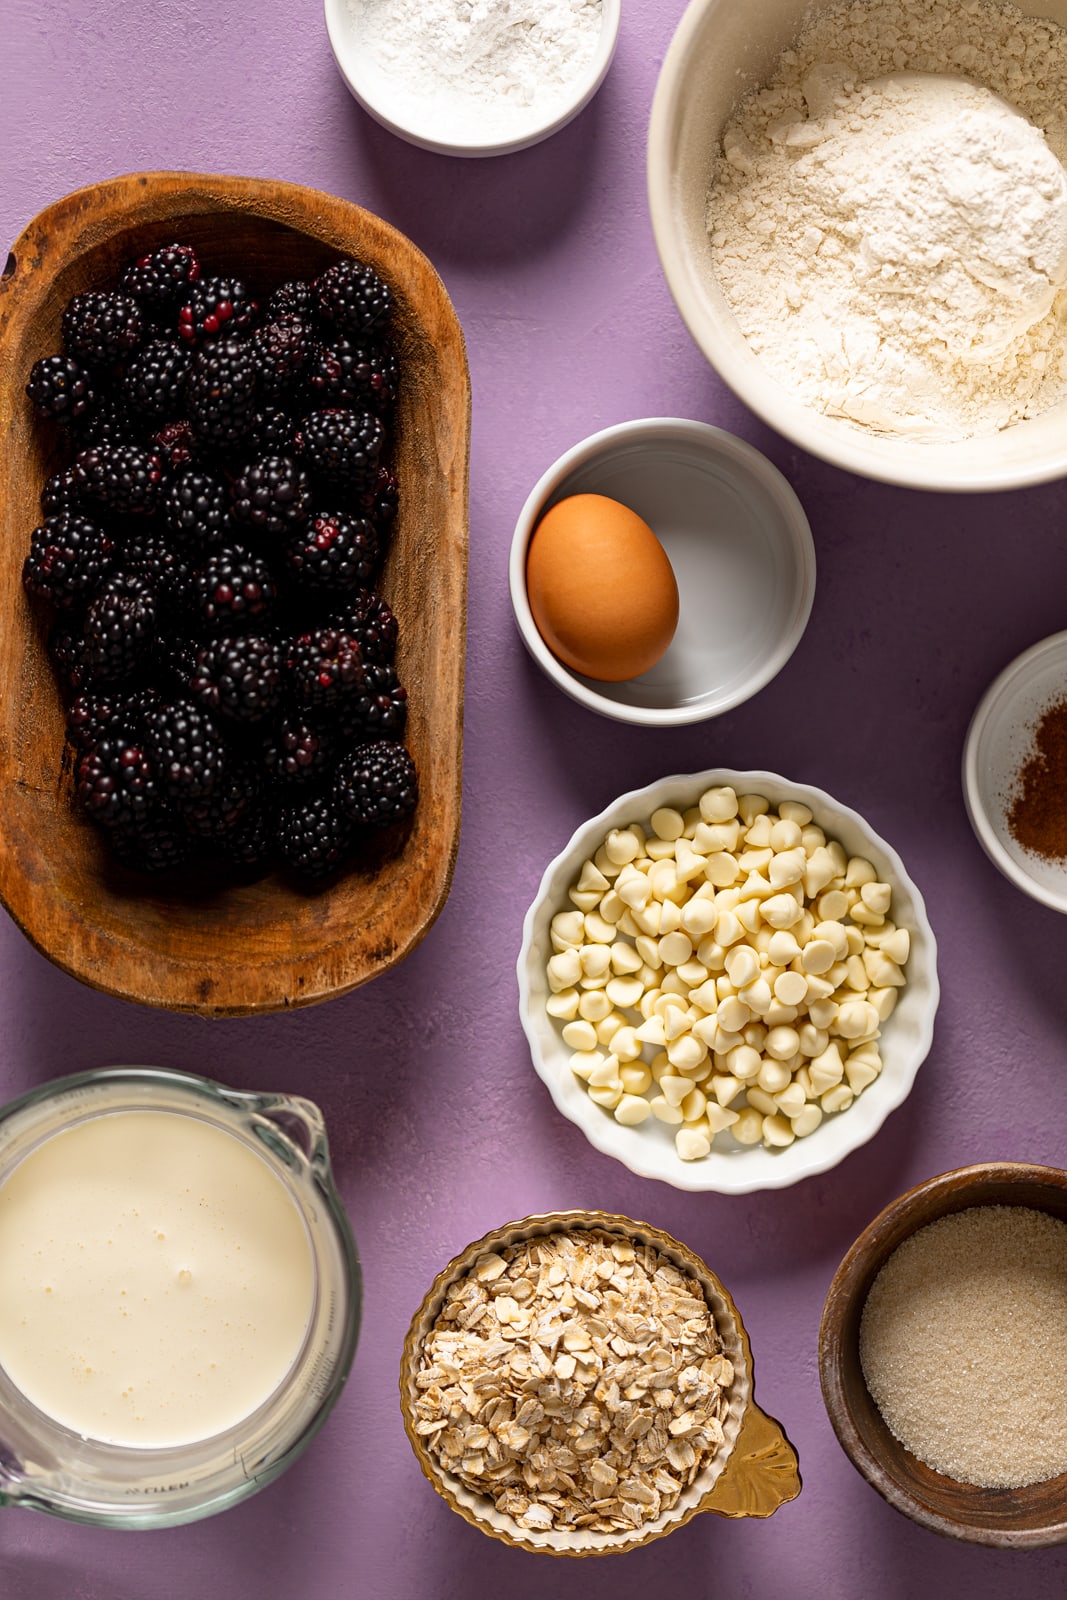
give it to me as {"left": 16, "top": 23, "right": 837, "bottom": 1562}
{"left": 800, "top": 939, "right": 836, "bottom": 976}
{"left": 605, "top": 828, "right": 642, "bottom": 866}
{"left": 675, "top": 1127, "right": 712, "bottom": 1161}
{"left": 659, "top": 931, "right": 694, "bottom": 967}
{"left": 762, "top": 1113, "right": 795, "bottom": 1148}
{"left": 578, "top": 990, "right": 613, "bottom": 1022}
{"left": 821, "top": 1083, "right": 854, "bottom": 1115}
{"left": 765, "top": 1025, "right": 800, "bottom": 1061}
{"left": 546, "top": 988, "right": 580, "bottom": 1020}
{"left": 761, "top": 893, "right": 805, "bottom": 930}
{"left": 845, "top": 856, "right": 877, "bottom": 888}
{"left": 651, "top": 807, "right": 684, "bottom": 841}
{"left": 733, "top": 1106, "right": 763, "bottom": 1145}
{"left": 774, "top": 966, "right": 808, "bottom": 1006}
{"left": 724, "top": 944, "right": 759, "bottom": 988}
{"left": 700, "top": 786, "right": 738, "bottom": 823}
{"left": 547, "top": 949, "right": 582, "bottom": 991}
{"left": 615, "top": 1094, "right": 653, "bottom": 1127}
{"left": 791, "top": 1103, "right": 823, "bottom": 1138}
{"left": 562, "top": 1019, "right": 598, "bottom": 1051}
{"left": 727, "top": 1043, "right": 762, "bottom": 1080}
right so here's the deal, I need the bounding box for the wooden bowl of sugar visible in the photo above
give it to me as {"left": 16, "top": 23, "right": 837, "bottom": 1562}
{"left": 820, "top": 1162, "right": 1067, "bottom": 1548}
{"left": 0, "top": 172, "right": 469, "bottom": 1015}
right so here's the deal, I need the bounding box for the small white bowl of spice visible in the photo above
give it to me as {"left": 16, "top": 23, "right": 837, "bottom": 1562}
{"left": 325, "top": 0, "right": 621, "bottom": 157}
{"left": 964, "top": 631, "right": 1067, "bottom": 914}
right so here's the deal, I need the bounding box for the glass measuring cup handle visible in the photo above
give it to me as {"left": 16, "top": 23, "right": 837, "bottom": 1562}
{"left": 214, "top": 1088, "right": 333, "bottom": 1183}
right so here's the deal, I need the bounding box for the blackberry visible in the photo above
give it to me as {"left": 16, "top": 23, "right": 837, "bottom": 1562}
{"left": 67, "top": 690, "right": 134, "bottom": 753}
{"left": 186, "top": 338, "right": 258, "bottom": 444}
{"left": 143, "top": 699, "right": 228, "bottom": 799}
{"left": 247, "top": 407, "right": 297, "bottom": 456}
{"left": 252, "top": 316, "right": 312, "bottom": 397}
{"left": 41, "top": 468, "right": 84, "bottom": 518}
{"left": 63, "top": 291, "right": 145, "bottom": 365}
{"left": 82, "top": 572, "right": 157, "bottom": 682}
{"left": 155, "top": 633, "right": 203, "bottom": 693}
{"left": 120, "top": 243, "right": 201, "bottom": 314}
{"left": 75, "top": 731, "right": 157, "bottom": 827}
{"left": 296, "top": 408, "right": 384, "bottom": 494}
{"left": 275, "top": 792, "right": 355, "bottom": 880}
{"left": 336, "top": 740, "right": 417, "bottom": 826}
{"left": 336, "top": 662, "right": 408, "bottom": 742}
{"left": 123, "top": 339, "right": 192, "bottom": 419}
{"left": 191, "top": 545, "right": 277, "bottom": 632}
{"left": 48, "top": 624, "right": 91, "bottom": 696}
{"left": 152, "top": 419, "right": 198, "bottom": 470}
{"left": 109, "top": 815, "right": 193, "bottom": 874}
{"left": 260, "top": 712, "right": 334, "bottom": 787}
{"left": 230, "top": 455, "right": 312, "bottom": 539}
{"left": 361, "top": 466, "right": 399, "bottom": 530}
{"left": 123, "top": 527, "right": 193, "bottom": 616}
{"left": 315, "top": 259, "right": 393, "bottom": 336}
{"left": 308, "top": 338, "right": 398, "bottom": 415}
{"left": 190, "top": 635, "right": 284, "bottom": 723}
{"left": 178, "top": 276, "right": 257, "bottom": 343}
{"left": 286, "top": 627, "right": 363, "bottom": 708}
{"left": 73, "top": 444, "right": 164, "bottom": 516}
{"left": 26, "top": 354, "right": 94, "bottom": 421}
{"left": 163, "top": 467, "right": 230, "bottom": 547}
{"left": 67, "top": 687, "right": 160, "bottom": 752}
{"left": 219, "top": 799, "right": 275, "bottom": 869}
{"left": 181, "top": 760, "right": 258, "bottom": 838}
{"left": 68, "top": 389, "right": 140, "bottom": 448}
{"left": 329, "top": 588, "right": 398, "bottom": 667}
{"left": 266, "top": 280, "right": 316, "bottom": 321}
{"left": 284, "top": 509, "right": 379, "bottom": 590}
{"left": 22, "top": 513, "right": 116, "bottom": 609}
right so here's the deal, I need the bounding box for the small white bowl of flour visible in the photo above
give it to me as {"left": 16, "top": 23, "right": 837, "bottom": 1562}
{"left": 327, "top": 0, "right": 620, "bottom": 156}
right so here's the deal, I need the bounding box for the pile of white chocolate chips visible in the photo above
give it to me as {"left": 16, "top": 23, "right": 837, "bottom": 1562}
{"left": 544, "top": 785, "right": 910, "bottom": 1158}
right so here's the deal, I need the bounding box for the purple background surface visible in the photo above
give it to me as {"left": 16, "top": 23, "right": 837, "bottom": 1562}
{"left": 3, "top": 2, "right": 1067, "bottom": 1596}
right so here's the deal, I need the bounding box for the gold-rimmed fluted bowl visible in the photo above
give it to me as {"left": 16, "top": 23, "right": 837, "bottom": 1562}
{"left": 399, "top": 1210, "right": 800, "bottom": 1556}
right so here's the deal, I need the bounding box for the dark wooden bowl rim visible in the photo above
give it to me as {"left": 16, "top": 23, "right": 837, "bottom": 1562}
{"left": 819, "top": 1161, "right": 1067, "bottom": 1549}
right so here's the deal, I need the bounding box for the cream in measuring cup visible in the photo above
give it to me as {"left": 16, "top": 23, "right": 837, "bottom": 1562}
{"left": 0, "top": 1109, "right": 315, "bottom": 1448}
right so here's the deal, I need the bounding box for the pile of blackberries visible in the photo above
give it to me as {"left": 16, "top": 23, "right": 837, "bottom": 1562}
{"left": 23, "top": 242, "right": 417, "bottom": 881}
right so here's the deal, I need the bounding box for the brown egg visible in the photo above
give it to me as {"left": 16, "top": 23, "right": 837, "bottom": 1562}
{"left": 526, "top": 494, "right": 679, "bottom": 682}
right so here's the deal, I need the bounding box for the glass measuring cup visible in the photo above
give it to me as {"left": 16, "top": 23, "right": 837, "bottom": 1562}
{"left": 0, "top": 1066, "right": 360, "bottom": 1528}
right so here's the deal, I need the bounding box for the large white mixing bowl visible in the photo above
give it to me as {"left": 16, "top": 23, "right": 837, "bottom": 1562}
{"left": 648, "top": 0, "right": 1067, "bottom": 492}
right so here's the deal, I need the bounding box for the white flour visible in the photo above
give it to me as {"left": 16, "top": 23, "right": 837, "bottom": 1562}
{"left": 347, "top": 0, "right": 603, "bottom": 144}
{"left": 708, "top": 0, "right": 1067, "bottom": 440}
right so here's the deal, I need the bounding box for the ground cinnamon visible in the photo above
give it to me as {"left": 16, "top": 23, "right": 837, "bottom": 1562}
{"left": 1007, "top": 698, "right": 1067, "bottom": 860}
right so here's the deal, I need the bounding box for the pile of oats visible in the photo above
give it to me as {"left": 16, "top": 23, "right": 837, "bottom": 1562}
{"left": 413, "top": 1229, "right": 735, "bottom": 1534}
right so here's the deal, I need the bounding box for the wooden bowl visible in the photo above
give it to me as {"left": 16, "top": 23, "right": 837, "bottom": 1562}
{"left": 400, "top": 1210, "right": 801, "bottom": 1556}
{"left": 819, "top": 1162, "right": 1067, "bottom": 1548}
{"left": 0, "top": 172, "right": 469, "bottom": 1016}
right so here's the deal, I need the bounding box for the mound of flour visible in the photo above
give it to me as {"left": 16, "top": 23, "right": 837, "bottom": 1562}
{"left": 709, "top": 0, "right": 1067, "bottom": 440}
{"left": 347, "top": 0, "right": 603, "bottom": 143}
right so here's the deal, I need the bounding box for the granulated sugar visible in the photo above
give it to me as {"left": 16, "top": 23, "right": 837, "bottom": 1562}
{"left": 708, "top": 0, "right": 1067, "bottom": 441}
{"left": 859, "top": 1205, "right": 1067, "bottom": 1488}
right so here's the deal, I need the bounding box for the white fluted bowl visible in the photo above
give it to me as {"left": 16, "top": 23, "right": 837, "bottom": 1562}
{"left": 518, "top": 769, "right": 939, "bottom": 1193}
